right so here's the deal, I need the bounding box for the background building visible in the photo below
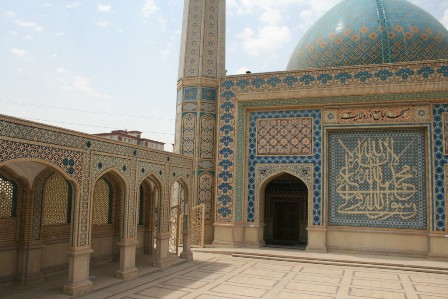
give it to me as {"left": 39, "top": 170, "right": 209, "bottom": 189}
{"left": 95, "top": 130, "right": 165, "bottom": 151}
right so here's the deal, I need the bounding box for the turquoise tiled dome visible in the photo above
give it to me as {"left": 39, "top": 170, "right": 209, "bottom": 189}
{"left": 286, "top": 0, "right": 448, "bottom": 70}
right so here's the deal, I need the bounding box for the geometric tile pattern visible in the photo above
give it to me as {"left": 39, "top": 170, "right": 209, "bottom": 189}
{"left": 179, "top": 0, "right": 224, "bottom": 79}
{"left": 248, "top": 110, "right": 321, "bottom": 223}
{"left": 433, "top": 104, "right": 448, "bottom": 231}
{"left": 256, "top": 118, "right": 313, "bottom": 156}
{"left": 0, "top": 139, "right": 83, "bottom": 183}
{"left": 200, "top": 114, "right": 215, "bottom": 159}
{"left": 198, "top": 172, "right": 213, "bottom": 221}
{"left": 42, "top": 172, "right": 70, "bottom": 225}
{"left": 443, "top": 112, "right": 448, "bottom": 155}
{"left": 328, "top": 129, "right": 427, "bottom": 229}
{"left": 287, "top": 0, "right": 448, "bottom": 70}
{"left": 0, "top": 177, "right": 15, "bottom": 218}
{"left": 182, "top": 113, "right": 196, "bottom": 157}
{"left": 80, "top": 253, "right": 448, "bottom": 299}
{"left": 222, "top": 61, "right": 448, "bottom": 95}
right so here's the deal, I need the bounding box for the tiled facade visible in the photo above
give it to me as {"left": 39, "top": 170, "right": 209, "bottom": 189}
{"left": 216, "top": 60, "right": 448, "bottom": 234}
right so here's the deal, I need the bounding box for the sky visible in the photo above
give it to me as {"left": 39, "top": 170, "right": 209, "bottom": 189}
{"left": 1, "top": 0, "right": 448, "bottom": 150}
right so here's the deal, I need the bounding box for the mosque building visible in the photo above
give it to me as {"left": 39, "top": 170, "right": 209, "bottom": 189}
{"left": 0, "top": 0, "right": 447, "bottom": 296}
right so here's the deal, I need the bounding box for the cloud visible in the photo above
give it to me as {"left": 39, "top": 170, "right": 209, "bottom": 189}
{"left": 66, "top": 2, "right": 81, "bottom": 9}
{"left": 56, "top": 67, "right": 68, "bottom": 74}
{"left": 97, "top": 4, "right": 111, "bottom": 13}
{"left": 15, "top": 19, "right": 44, "bottom": 32}
{"left": 235, "top": 66, "right": 250, "bottom": 74}
{"left": 56, "top": 32, "right": 65, "bottom": 37}
{"left": 238, "top": 25, "right": 291, "bottom": 56}
{"left": 230, "top": 0, "right": 343, "bottom": 57}
{"left": 71, "top": 76, "right": 111, "bottom": 99}
{"left": 96, "top": 20, "right": 111, "bottom": 28}
{"left": 11, "top": 48, "right": 27, "bottom": 57}
{"left": 442, "top": 8, "right": 448, "bottom": 29}
{"left": 3, "top": 11, "right": 16, "bottom": 18}
{"left": 142, "top": 0, "right": 159, "bottom": 17}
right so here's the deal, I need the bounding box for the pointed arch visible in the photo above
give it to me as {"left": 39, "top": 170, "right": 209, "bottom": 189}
{"left": 261, "top": 173, "right": 309, "bottom": 246}
{"left": 91, "top": 168, "right": 127, "bottom": 266}
{"left": 138, "top": 173, "right": 163, "bottom": 255}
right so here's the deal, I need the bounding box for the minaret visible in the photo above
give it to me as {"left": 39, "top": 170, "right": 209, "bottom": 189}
{"left": 174, "top": 0, "right": 225, "bottom": 243}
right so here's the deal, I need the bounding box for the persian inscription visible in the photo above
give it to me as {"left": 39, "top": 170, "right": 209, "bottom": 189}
{"left": 323, "top": 106, "right": 430, "bottom": 124}
{"left": 256, "top": 118, "right": 313, "bottom": 156}
{"left": 328, "top": 130, "right": 427, "bottom": 229}
{"left": 340, "top": 108, "right": 411, "bottom": 123}
{"left": 336, "top": 138, "right": 417, "bottom": 220}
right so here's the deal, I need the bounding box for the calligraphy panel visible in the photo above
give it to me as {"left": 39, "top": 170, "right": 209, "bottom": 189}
{"left": 328, "top": 129, "right": 427, "bottom": 229}
{"left": 256, "top": 118, "right": 313, "bottom": 156}
{"left": 323, "top": 105, "right": 431, "bottom": 125}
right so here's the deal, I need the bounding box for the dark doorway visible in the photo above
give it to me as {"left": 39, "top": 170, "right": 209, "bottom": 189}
{"left": 263, "top": 174, "right": 308, "bottom": 247}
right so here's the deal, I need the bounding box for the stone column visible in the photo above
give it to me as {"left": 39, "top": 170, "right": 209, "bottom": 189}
{"left": 17, "top": 189, "right": 45, "bottom": 285}
{"left": 115, "top": 239, "right": 139, "bottom": 280}
{"left": 153, "top": 233, "right": 171, "bottom": 268}
{"left": 63, "top": 248, "right": 93, "bottom": 296}
{"left": 63, "top": 154, "right": 94, "bottom": 296}
{"left": 180, "top": 204, "right": 193, "bottom": 260}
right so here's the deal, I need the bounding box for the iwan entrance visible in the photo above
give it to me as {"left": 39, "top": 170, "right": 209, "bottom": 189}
{"left": 263, "top": 174, "right": 308, "bottom": 247}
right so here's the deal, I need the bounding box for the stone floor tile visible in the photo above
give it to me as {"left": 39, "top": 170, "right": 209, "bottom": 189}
{"left": 349, "top": 287, "right": 406, "bottom": 299}
{"left": 293, "top": 272, "right": 342, "bottom": 284}
{"left": 276, "top": 292, "right": 335, "bottom": 299}
{"left": 182, "top": 270, "right": 224, "bottom": 281}
{"left": 209, "top": 283, "right": 268, "bottom": 298}
{"left": 285, "top": 281, "right": 339, "bottom": 294}
{"left": 240, "top": 268, "right": 287, "bottom": 279}
{"left": 226, "top": 275, "right": 279, "bottom": 288}
{"left": 136, "top": 286, "right": 190, "bottom": 298}
{"left": 353, "top": 270, "right": 400, "bottom": 280}
{"left": 160, "top": 277, "right": 210, "bottom": 289}
{"left": 413, "top": 284, "right": 448, "bottom": 296}
{"left": 351, "top": 278, "right": 403, "bottom": 290}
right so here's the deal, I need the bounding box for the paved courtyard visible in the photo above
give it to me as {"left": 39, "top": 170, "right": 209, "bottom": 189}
{"left": 83, "top": 251, "right": 447, "bottom": 299}
{"left": 2, "top": 250, "right": 448, "bottom": 299}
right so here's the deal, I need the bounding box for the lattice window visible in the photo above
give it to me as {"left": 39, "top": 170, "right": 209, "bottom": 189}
{"left": 93, "top": 178, "right": 113, "bottom": 225}
{"left": 191, "top": 204, "right": 205, "bottom": 247}
{"left": 169, "top": 206, "right": 179, "bottom": 255}
{"left": 0, "top": 176, "right": 17, "bottom": 218}
{"left": 42, "top": 173, "right": 71, "bottom": 225}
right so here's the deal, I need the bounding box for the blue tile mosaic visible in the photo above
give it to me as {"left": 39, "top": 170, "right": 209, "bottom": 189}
{"left": 247, "top": 110, "right": 322, "bottom": 224}
{"left": 433, "top": 104, "right": 448, "bottom": 231}
{"left": 184, "top": 87, "right": 198, "bottom": 102}
{"left": 201, "top": 87, "right": 217, "bottom": 101}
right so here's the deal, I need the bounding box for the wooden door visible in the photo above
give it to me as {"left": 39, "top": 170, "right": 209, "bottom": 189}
{"left": 273, "top": 201, "right": 300, "bottom": 241}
